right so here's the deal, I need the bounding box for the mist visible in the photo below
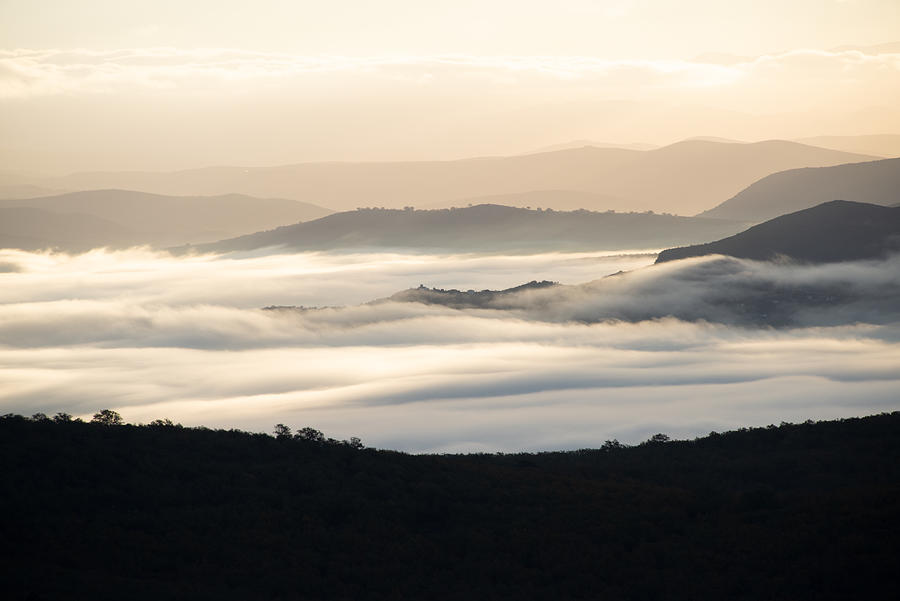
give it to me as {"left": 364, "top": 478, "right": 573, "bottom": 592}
{"left": 1, "top": 247, "right": 896, "bottom": 452}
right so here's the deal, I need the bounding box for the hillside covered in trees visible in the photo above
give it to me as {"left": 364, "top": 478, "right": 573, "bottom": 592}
{"left": 2, "top": 411, "right": 898, "bottom": 600}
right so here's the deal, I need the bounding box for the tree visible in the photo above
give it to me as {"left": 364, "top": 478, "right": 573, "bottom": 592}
{"left": 346, "top": 437, "right": 364, "bottom": 450}
{"left": 149, "top": 418, "right": 176, "bottom": 427}
{"left": 646, "top": 433, "right": 671, "bottom": 444}
{"left": 273, "top": 424, "right": 293, "bottom": 440}
{"left": 53, "top": 412, "right": 74, "bottom": 423}
{"left": 295, "top": 427, "right": 325, "bottom": 443}
{"left": 30, "top": 412, "right": 50, "bottom": 422}
{"left": 91, "top": 409, "right": 123, "bottom": 426}
{"left": 600, "top": 439, "right": 626, "bottom": 452}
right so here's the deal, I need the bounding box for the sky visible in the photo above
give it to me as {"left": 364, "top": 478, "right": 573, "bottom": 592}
{"left": 1, "top": 247, "right": 898, "bottom": 452}
{"left": 1, "top": 0, "right": 899, "bottom": 173}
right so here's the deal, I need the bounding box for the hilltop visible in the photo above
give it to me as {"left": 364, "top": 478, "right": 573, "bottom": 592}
{"left": 2, "top": 411, "right": 897, "bottom": 600}
{"left": 659, "top": 200, "right": 900, "bottom": 264}
{"left": 190, "top": 204, "right": 745, "bottom": 254}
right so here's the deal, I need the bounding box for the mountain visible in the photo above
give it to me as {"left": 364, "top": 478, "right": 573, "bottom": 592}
{"left": 3, "top": 412, "right": 899, "bottom": 600}
{"left": 0, "top": 184, "right": 65, "bottom": 199}
{"left": 0, "top": 189, "right": 334, "bottom": 248}
{"left": 388, "top": 280, "right": 558, "bottom": 308}
{"left": 40, "top": 141, "right": 876, "bottom": 216}
{"left": 794, "top": 135, "right": 900, "bottom": 158}
{"left": 527, "top": 140, "right": 658, "bottom": 153}
{"left": 192, "top": 204, "right": 747, "bottom": 254}
{"left": 426, "top": 190, "right": 622, "bottom": 211}
{"left": 0, "top": 207, "right": 137, "bottom": 252}
{"left": 657, "top": 201, "right": 900, "bottom": 264}
{"left": 700, "top": 158, "right": 900, "bottom": 221}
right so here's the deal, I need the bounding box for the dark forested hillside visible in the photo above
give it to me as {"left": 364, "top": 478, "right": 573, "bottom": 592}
{"left": 657, "top": 200, "right": 900, "bottom": 264}
{"left": 2, "top": 412, "right": 898, "bottom": 600}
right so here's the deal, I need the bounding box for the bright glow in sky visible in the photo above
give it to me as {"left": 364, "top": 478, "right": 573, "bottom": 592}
{"left": 1, "top": 1, "right": 898, "bottom": 172}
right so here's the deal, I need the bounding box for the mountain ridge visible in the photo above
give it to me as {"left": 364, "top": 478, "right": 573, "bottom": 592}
{"left": 36, "top": 140, "right": 876, "bottom": 216}
{"left": 659, "top": 200, "right": 900, "bottom": 264}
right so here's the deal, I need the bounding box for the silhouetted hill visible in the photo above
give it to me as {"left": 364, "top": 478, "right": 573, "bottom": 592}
{"left": 699, "top": 158, "right": 900, "bottom": 221}
{"left": 2, "top": 411, "right": 898, "bottom": 600}
{"left": 41, "top": 141, "right": 875, "bottom": 215}
{"left": 527, "top": 140, "right": 657, "bottom": 153}
{"left": 389, "top": 280, "right": 558, "bottom": 308}
{"left": 658, "top": 201, "right": 900, "bottom": 264}
{"left": 0, "top": 189, "right": 334, "bottom": 248}
{"left": 426, "top": 190, "right": 622, "bottom": 211}
{"left": 191, "top": 204, "right": 747, "bottom": 254}
{"left": 0, "top": 207, "right": 137, "bottom": 252}
{"left": 384, "top": 250, "right": 900, "bottom": 327}
{"left": 0, "top": 183, "right": 64, "bottom": 199}
{"left": 794, "top": 134, "right": 900, "bottom": 158}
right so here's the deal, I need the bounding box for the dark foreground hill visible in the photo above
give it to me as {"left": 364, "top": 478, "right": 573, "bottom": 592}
{"left": 2, "top": 412, "right": 899, "bottom": 600}
{"left": 191, "top": 204, "right": 746, "bottom": 254}
{"left": 657, "top": 201, "right": 900, "bottom": 264}
{"left": 699, "top": 158, "right": 900, "bottom": 222}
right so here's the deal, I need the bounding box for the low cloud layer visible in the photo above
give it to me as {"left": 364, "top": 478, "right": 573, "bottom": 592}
{"left": 1, "top": 248, "right": 897, "bottom": 452}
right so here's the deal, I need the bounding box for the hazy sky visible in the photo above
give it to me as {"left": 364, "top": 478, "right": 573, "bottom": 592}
{"left": 1, "top": 1, "right": 899, "bottom": 173}
{"left": 3, "top": 0, "right": 898, "bottom": 58}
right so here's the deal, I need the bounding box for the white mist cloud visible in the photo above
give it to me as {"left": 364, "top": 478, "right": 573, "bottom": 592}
{"left": 0, "top": 248, "right": 897, "bottom": 451}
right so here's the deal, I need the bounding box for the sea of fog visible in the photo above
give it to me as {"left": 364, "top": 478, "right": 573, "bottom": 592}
{"left": 1, "top": 247, "right": 898, "bottom": 453}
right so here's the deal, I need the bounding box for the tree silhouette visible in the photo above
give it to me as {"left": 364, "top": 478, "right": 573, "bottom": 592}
{"left": 273, "top": 424, "right": 293, "bottom": 439}
{"left": 295, "top": 427, "right": 325, "bottom": 442}
{"left": 91, "top": 409, "right": 123, "bottom": 426}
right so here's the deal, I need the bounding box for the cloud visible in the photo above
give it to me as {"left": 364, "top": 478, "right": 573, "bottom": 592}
{"left": 1, "top": 47, "right": 896, "bottom": 101}
{"left": 0, "top": 248, "right": 897, "bottom": 451}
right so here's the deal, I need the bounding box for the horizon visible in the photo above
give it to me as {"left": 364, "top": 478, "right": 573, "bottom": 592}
{"left": 1, "top": 0, "right": 899, "bottom": 451}
{"left": 2, "top": 1, "right": 900, "bottom": 173}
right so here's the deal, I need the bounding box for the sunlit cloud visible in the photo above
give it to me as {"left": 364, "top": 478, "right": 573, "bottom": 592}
{"left": 4, "top": 47, "right": 897, "bottom": 100}
{"left": 0, "top": 248, "right": 897, "bottom": 451}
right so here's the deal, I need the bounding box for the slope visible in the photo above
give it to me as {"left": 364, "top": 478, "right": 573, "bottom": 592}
{"left": 0, "top": 207, "right": 138, "bottom": 252}
{"left": 0, "top": 189, "right": 334, "bottom": 247}
{"left": 193, "top": 204, "right": 747, "bottom": 254}
{"left": 699, "top": 158, "right": 900, "bottom": 221}
{"left": 42, "top": 141, "right": 876, "bottom": 215}
{"left": 657, "top": 200, "right": 900, "bottom": 264}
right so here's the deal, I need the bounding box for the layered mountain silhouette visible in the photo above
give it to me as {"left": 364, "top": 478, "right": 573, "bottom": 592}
{"left": 425, "top": 190, "right": 621, "bottom": 211}
{"left": 39, "top": 140, "right": 875, "bottom": 215}
{"left": 794, "top": 134, "right": 900, "bottom": 158}
{"left": 658, "top": 201, "right": 900, "bottom": 264}
{"left": 700, "top": 158, "right": 900, "bottom": 222}
{"left": 388, "top": 280, "right": 558, "bottom": 308}
{"left": 190, "top": 204, "right": 746, "bottom": 254}
{"left": 0, "top": 207, "right": 137, "bottom": 252}
{"left": 0, "top": 189, "right": 333, "bottom": 250}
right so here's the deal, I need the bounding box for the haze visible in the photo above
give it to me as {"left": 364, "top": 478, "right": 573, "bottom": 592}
{"left": 2, "top": 1, "right": 899, "bottom": 173}
{"left": 2, "top": 0, "right": 899, "bottom": 452}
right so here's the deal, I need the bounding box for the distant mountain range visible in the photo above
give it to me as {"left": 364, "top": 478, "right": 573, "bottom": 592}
{"left": 793, "top": 135, "right": 900, "bottom": 158}
{"left": 0, "top": 190, "right": 333, "bottom": 250}
{"left": 0, "top": 207, "right": 137, "bottom": 253}
{"left": 33, "top": 140, "right": 876, "bottom": 216}
{"left": 658, "top": 201, "right": 900, "bottom": 264}
{"left": 700, "top": 158, "right": 900, "bottom": 221}
{"left": 424, "top": 190, "right": 620, "bottom": 211}
{"left": 190, "top": 204, "right": 747, "bottom": 255}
